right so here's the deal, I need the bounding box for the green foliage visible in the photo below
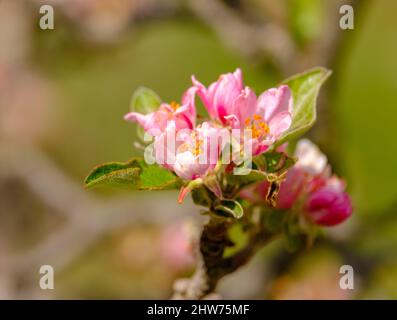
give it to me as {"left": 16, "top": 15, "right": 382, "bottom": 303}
{"left": 260, "top": 151, "right": 297, "bottom": 175}
{"left": 129, "top": 86, "right": 161, "bottom": 114}
{"left": 84, "top": 158, "right": 181, "bottom": 190}
{"left": 191, "top": 187, "right": 214, "bottom": 208}
{"left": 84, "top": 162, "right": 141, "bottom": 188}
{"left": 129, "top": 87, "right": 162, "bottom": 142}
{"left": 226, "top": 169, "right": 268, "bottom": 189}
{"left": 139, "top": 162, "right": 179, "bottom": 189}
{"left": 223, "top": 223, "right": 249, "bottom": 258}
{"left": 214, "top": 199, "right": 244, "bottom": 219}
{"left": 228, "top": 151, "right": 296, "bottom": 190}
{"left": 276, "top": 67, "right": 331, "bottom": 146}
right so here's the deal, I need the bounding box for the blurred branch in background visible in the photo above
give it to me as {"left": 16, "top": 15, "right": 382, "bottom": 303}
{"left": 30, "top": 0, "right": 180, "bottom": 43}
{"left": 187, "top": 0, "right": 295, "bottom": 73}
{"left": 187, "top": 0, "right": 356, "bottom": 75}
{"left": 0, "top": 143, "right": 195, "bottom": 298}
{"left": 0, "top": 0, "right": 188, "bottom": 298}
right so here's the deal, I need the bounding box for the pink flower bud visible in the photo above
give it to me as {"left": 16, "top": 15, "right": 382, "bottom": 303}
{"left": 239, "top": 139, "right": 353, "bottom": 228}
{"left": 305, "top": 185, "right": 352, "bottom": 226}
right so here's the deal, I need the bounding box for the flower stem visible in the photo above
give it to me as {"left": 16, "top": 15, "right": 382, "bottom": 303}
{"left": 172, "top": 216, "right": 275, "bottom": 299}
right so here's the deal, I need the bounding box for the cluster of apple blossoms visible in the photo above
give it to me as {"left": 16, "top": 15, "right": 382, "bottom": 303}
{"left": 125, "top": 69, "right": 292, "bottom": 183}
{"left": 84, "top": 67, "right": 352, "bottom": 298}
{"left": 121, "top": 69, "right": 352, "bottom": 227}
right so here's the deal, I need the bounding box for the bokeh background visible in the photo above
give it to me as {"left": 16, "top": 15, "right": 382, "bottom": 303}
{"left": 0, "top": 0, "right": 396, "bottom": 299}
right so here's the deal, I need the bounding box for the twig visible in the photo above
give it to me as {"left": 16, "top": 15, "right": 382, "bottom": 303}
{"left": 172, "top": 216, "right": 275, "bottom": 299}
{"left": 187, "top": 0, "right": 296, "bottom": 72}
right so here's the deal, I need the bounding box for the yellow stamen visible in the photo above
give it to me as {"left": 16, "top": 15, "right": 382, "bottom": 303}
{"left": 245, "top": 114, "right": 270, "bottom": 138}
{"left": 193, "top": 137, "right": 203, "bottom": 156}
{"left": 259, "top": 122, "right": 270, "bottom": 134}
{"left": 179, "top": 132, "right": 204, "bottom": 156}
{"left": 170, "top": 101, "right": 180, "bottom": 111}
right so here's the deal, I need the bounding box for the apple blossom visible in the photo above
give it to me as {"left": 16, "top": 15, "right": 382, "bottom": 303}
{"left": 85, "top": 67, "right": 353, "bottom": 299}
{"left": 192, "top": 68, "right": 244, "bottom": 124}
{"left": 192, "top": 69, "right": 293, "bottom": 155}
{"left": 153, "top": 121, "right": 221, "bottom": 181}
{"left": 124, "top": 86, "right": 196, "bottom": 136}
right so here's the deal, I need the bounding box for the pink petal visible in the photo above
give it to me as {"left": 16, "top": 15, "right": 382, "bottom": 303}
{"left": 212, "top": 72, "right": 244, "bottom": 120}
{"left": 253, "top": 141, "right": 271, "bottom": 156}
{"left": 268, "top": 111, "right": 292, "bottom": 138}
{"left": 257, "top": 85, "right": 292, "bottom": 122}
{"left": 231, "top": 87, "right": 257, "bottom": 127}
{"left": 124, "top": 111, "right": 148, "bottom": 126}
{"left": 192, "top": 75, "right": 218, "bottom": 119}
{"left": 224, "top": 114, "right": 240, "bottom": 128}
{"left": 233, "top": 68, "right": 243, "bottom": 86}
{"left": 247, "top": 138, "right": 272, "bottom": 156}
{"left": 178, "top": 87, "right": 197, "bottom": 129}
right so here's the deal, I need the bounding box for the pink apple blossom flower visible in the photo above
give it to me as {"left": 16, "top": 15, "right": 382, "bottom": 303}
{"left": 124, "top": 87, "right": 196, "bottom": 136}
{"left": 192, "top": 69, "right": 244, "bottom": 123}
{"left": 245, "top": 84, "right": 293, "bottom": 155}
{"left": 192, "top": 69, "right": 293, "bottom": 155}
{"left": 154, "top": 121, "right": 221, "bottom": 181}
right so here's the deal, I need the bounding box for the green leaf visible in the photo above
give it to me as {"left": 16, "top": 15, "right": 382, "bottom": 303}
{"left": 191, "top": 187, "right": 214, "bottom": 207}
{"left": 130, "top": 86, "right": 161, "bottom": 114}
{"left": 84, "top": 158, "right": 181, "bottom": 190}
{"left": 139, "top": 162, "right": 180, "bottom": 189}
{"left": 275, "top": 67, "right": 331, "bottom": 146}
{"left": 223, "top": 223, "right": 249, "bottom": 258}
{"left": 214, "top": 199, "right": 244, "bottom": 219}
{"left": 261, "top": 151, "right": 296, "bottom": 174}
{"left": 226, "top": 169, "right": 268, "bottom": 189}
{"left": 227, "top": 151, "right": 296, "bottom": 190}
{"left": 84, "top": 162, "right": 141, "bottom": 188}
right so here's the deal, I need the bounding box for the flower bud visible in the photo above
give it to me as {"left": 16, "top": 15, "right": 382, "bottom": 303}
{"left": 305, "top": 186, "right": 352, "bottom": 226}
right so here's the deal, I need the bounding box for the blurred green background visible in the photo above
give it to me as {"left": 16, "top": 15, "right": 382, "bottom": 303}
{"left": 0, "top": 0, "right": 396, "bottom": 299}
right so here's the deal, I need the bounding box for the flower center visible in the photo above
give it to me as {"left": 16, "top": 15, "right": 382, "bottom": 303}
{"left": 170, "top": 101, "right": 180, "bottom": 111}
{"left": 244, "top": 114, "right": 269, "bottom": 139}
{"left": 178, "top": 132, "right": 203, "bottom": 157}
